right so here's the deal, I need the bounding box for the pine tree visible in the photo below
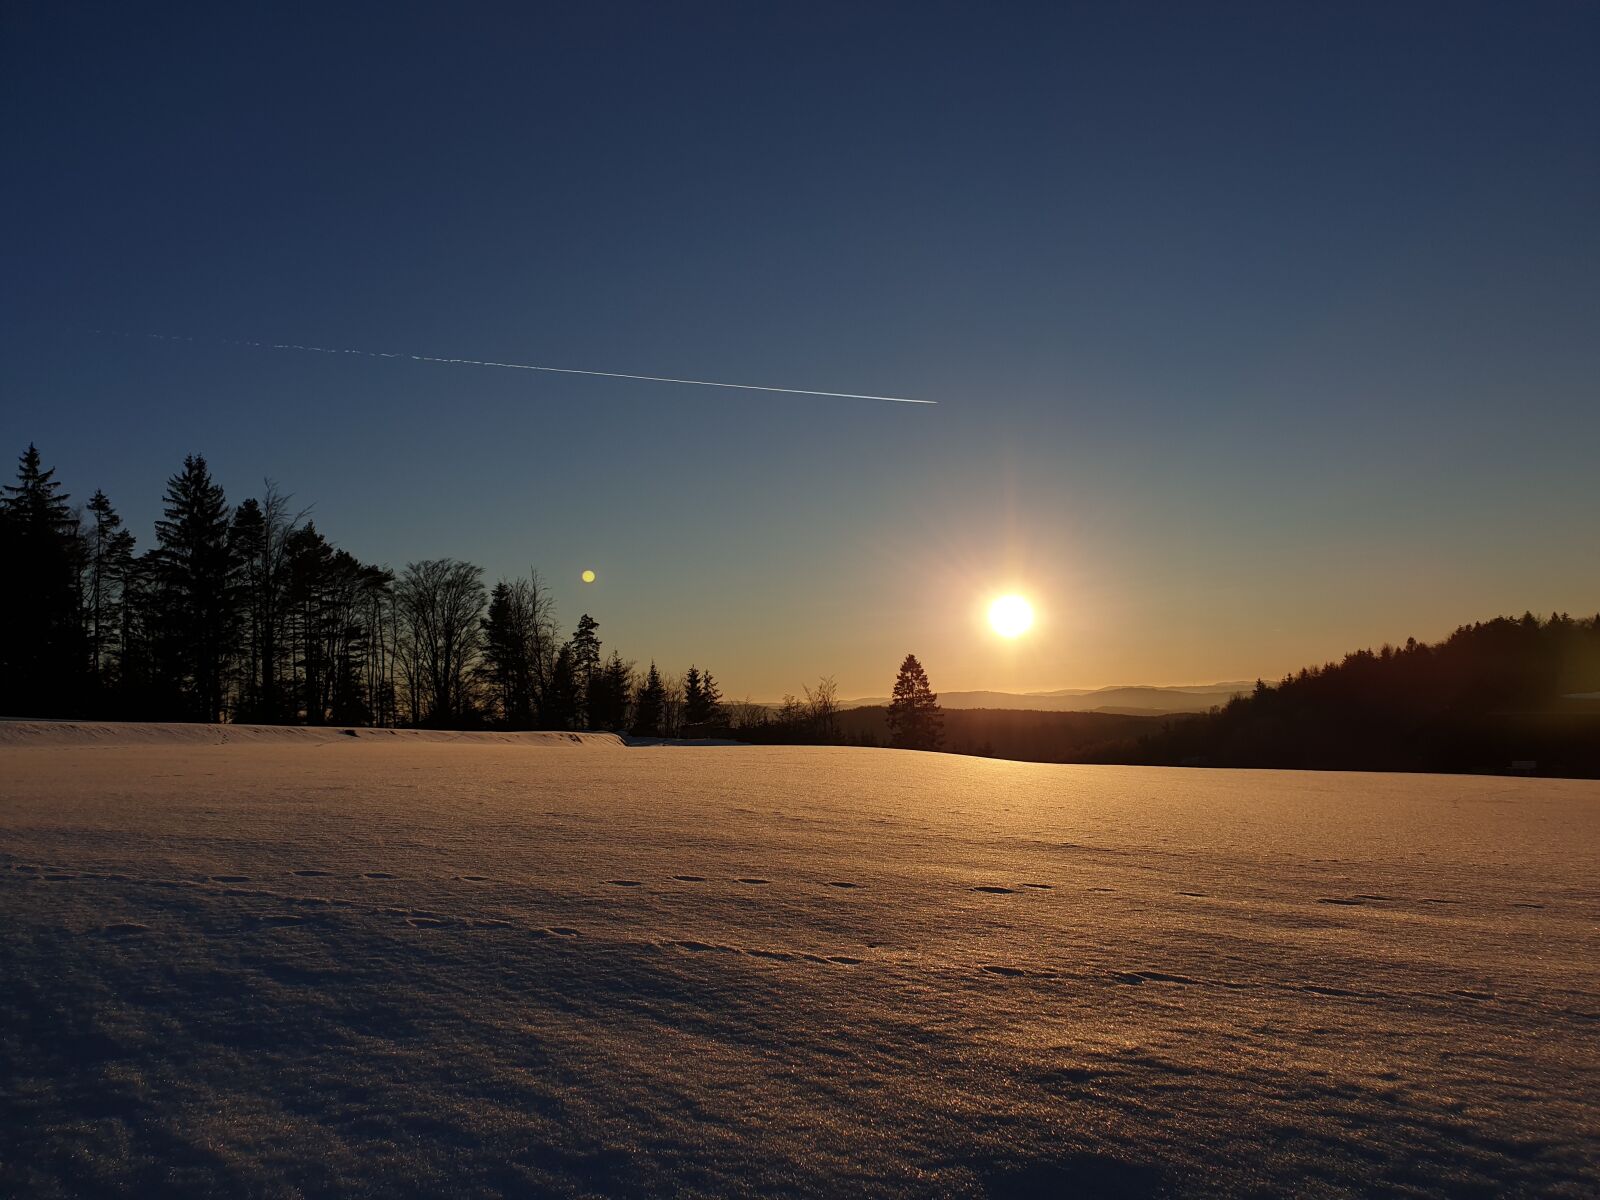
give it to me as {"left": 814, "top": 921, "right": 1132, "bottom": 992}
{"left": 0, "top": 444, "right": 85, "bottom": 714}
{"left": 887, "top": 653, "right": 943, "bottom": 751}
{"left": 569, "top": 613, "right": 602, "bottom": 724}
{"left": 588, "top": 651, "right": 633, "bottom": 730}
{"left": 632, "top": 661, "right": 665, "bottom": 737}
{"left": 700, "top": 670, "right": 725, "bottom": 727}
{"left": 544, "top": 643, "right": 581, "bottom": 731}
{"left": 153, "top": 455, "right": 238, "bottom": 722}
{"left": 683, "top": 665, "right": 706, "bottom": 725}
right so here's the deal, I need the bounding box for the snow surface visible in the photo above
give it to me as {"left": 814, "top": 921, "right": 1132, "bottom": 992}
{"left": 2, "top": 722, "right": 1596, "bottom": 1197}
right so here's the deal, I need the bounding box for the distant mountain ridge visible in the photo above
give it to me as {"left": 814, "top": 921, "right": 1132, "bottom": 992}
{"left": 840, "top": 683, "right": 1252, "bottom": 715}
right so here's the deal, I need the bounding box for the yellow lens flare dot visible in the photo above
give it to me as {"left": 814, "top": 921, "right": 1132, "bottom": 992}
{"left": 581, "top": 569, "right": 596, "bottom": 584}
{"left": 988, "top": 594, "right": 1034, "bottom": 638}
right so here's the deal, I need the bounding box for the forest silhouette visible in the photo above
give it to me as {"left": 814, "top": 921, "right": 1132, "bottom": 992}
{"left": 2, "top": 444, "right": 1595, "bottom": 775}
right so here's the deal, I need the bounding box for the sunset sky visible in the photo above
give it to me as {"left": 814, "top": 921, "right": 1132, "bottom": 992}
{"left": 3, "top": 3, "right": 1596, "bottom": 699}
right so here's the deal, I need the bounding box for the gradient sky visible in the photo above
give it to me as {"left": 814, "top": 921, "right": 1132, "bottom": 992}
{"left": 3, "top": 2, "right": 1596, "bottom": 700}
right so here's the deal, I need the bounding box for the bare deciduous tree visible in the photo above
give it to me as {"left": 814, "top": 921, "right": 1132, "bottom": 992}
{"left": 395, "top": 558, "right": 486, "bottom": 726}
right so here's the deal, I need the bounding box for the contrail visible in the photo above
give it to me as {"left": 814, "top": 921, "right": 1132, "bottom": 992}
{"left": 102, "top": 331, "right": 936, "bottom": 406}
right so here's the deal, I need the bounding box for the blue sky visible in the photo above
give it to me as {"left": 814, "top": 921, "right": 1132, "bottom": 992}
{"left": 3, "top": 2, "right": 1596, "bottom": 697}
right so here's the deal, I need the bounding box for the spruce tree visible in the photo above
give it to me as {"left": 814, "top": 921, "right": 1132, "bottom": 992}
{"left": 683, "top": 665, "right": 706, "bottom": 725}
{"left": 887, "top": 653, "right": 943, "bottom": 751}
{"left": 568, "top": 613, "right": 601, "bottom": 724}
{"left": 0, "top": 444, "right": 85, "bottom": 715}
{"left": 153, "top": 455, "right": 238, "bottom": 722}
{"left": 700, "top": 670, "right": 725, "bottom": 727}
{"left": 632, "top": 661, "right": 665, "bottom": 737}
{"left": 544, "top": 643, "right": 581, "bottom": 731}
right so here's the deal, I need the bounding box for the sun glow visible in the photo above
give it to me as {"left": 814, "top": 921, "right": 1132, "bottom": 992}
{"left": 988, "top": 594, "right": 1034, "bottom": 639}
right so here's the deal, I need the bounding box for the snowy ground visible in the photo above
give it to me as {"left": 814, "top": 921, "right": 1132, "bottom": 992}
{"left": 1, "top": 723, "right": 1596, "bottom": 1198}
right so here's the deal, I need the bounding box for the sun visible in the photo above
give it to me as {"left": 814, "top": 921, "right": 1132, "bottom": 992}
{"left": 988, "top": 594, "right": 1034, "bottom": 639}
{"left": 581, "top": 569, "right": 596, "bottom": 583}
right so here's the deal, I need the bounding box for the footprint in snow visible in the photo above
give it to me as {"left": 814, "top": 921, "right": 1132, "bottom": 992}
{"left": 101, "top": 921, "right": 149, "bottom": 936}
{"left": 457, "top": 874, "right": 489, "bottom": 882}
{"left": 736, "top": 878, "right": 769, "bottom": 885}
{"left": 972, "top": 886, "right": 1015, "bottom": 894}
{"left": 45, "top": 873, "right": 77, "bottom": 881}
{"left": 292, "top": 870, "right": 333, "bottom": 877}
{"left": 407, "top": 917, "right": 448, "bottom": 928}
{"left": 210, "top": 875, "right": 250, "bottom": 883}
{"left": 983, "top": 965, "right": 1026, "bottom": 977}
{"left": 673, "top": 875, "right": 707, "bottom": 882}
{"left": 826, "top": 881, "right": 860, "bottom": 889}
{"left": 1023, "top": 883, "right": 1054, "bottom": 890}
{"left": 605, "top": 879, "right": 642, "bottom": 887}
{"left": 362, "top": 872, "right": 396, "bottom": 879}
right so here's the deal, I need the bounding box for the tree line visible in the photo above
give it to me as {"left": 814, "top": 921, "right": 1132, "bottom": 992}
{"left": 0, "top": 445, "right": 740, "bottom": 734}
{"left": 1096, "top": 613, "right": 1600, "bottom": 776}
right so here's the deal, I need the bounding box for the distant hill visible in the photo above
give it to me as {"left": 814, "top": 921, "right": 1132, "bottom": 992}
{"left": 840, "top": 682, "right": 1251, "bottom": 715}
{"left": 833, "top": 707, "right": 1165, "bottom": 763}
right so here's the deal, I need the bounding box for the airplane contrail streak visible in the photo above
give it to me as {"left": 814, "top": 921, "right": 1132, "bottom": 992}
{"left": 103, "top": 331, "right": 937, "bottom": 406}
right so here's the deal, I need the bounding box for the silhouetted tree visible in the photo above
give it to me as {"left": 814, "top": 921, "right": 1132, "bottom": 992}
{"left": 632, "top": 661, "right": 665, "bottom": 737}
{"left": 478, "top": 573, "right": 558, "bottom": 728}
{"left": 230, "top": 484, "right": 302, "bottom": 721}
{"left": 887, "top": 654, "right": 943, "bottom": 750}
{"left": 83, "top": 489, "right": 135, "bottom": 700}
{"left": 683, "top": 666, "right": 706, "bottom": 725}
{"left": 588, "top": 651, "right": 633, "bottom": 730}
{"left": 152, "top": 455, "right": 237, "bottom": 721}
{"left": 569, "top": 613, "right": 601, "bottom": 725}
{"left": 0, "top": 445, "right": 85, "bottom": 715}
{"left": 395, "top": 558, "right": 485, "bottom": 726}
{"left": 544, "top": 643, "right": 581, "bottom": 731}
{"left": 700, "top": 670, "right": 725, "bottom": 726}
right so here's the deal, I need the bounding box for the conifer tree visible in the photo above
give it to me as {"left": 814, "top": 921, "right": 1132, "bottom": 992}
{"left": 588, "top": 651, "right": 633, "bottom": 730}
{"left": 0, "top": 444, "right": 85, "bottom": 714}
{"left": 545, "top": 643, "right": 581, "bottom": 730}
{"left": 700, "top": 669, "right": 725, "bottom": 727}
{"left": 887, "top": 653, "right": 943, "bottom": 751}
{"left": 683, "top": 665, "right": 706, "bottom": 725}
{"left": 153, "top": 455, "right": 238, "bottom": 722}
{"left": 632, "top": 661, "right": 665, "bottom": 737}
{"left": 569, "top": 613, "right": 601, "bottom": 724}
